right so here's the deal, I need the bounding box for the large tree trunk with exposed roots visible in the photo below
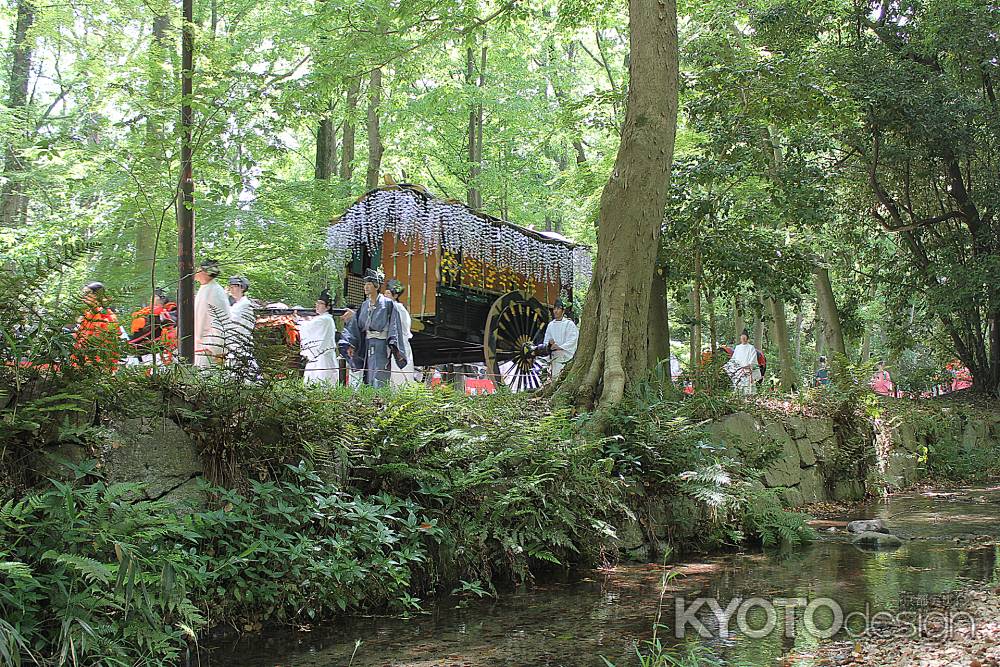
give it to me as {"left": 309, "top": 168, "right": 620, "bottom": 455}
{"left": 555, "top": 0, "right": 678, "bottom": 412}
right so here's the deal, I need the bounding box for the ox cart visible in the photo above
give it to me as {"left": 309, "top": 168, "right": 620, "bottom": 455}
{"left": 326, "top": 184, "right": 591, "bottom": 391}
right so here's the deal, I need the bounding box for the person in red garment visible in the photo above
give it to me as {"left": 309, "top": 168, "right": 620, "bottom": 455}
{"left": 948, "top": 360, "right": 973, "bottom": 392}
{"left": 128, "top": 288, "right": 177, "bottom": 363}
{"left": 870, "top": 360, "right": 894, "bottom": 396}
{"left": 73, "top": 282, "right": 123, "bottom": 368}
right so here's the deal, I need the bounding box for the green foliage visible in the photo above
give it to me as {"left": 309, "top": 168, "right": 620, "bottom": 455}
{"left": 1, "top": 244, "right": 108, "bottom": 492}
{"left": 902, "top": 407, "right": 1000, "bottom": 482}
{"left": 0, "top": 475, "right": 203, "bottom": 666}
{"left": 605, "top": 368, "right": 814, "bottom": 550}
{"left": 732, "top": 484, "right": 817, "bottom": 548}
{"left": 189, "top": 462, "right": 439, "bottom": 622}
{"left": 0, "top": 463, "right": 440, "bottom": 665}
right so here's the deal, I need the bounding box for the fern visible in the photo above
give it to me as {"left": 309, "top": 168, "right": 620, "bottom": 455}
{"left": 42, "top": 552, "right": 114, "bottom": 585}
{"left": 0, "top": 561, "right": 34, "bottom": 582}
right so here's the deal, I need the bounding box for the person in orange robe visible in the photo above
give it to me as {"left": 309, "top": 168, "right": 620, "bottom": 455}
{"left": 128, "top": 288, "right": 177, "bottom": 363}
{"left": 73, "top": 282, "right": 123, "bottom": 368}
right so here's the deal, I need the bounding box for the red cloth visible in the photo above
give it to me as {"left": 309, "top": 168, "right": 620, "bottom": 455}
{"left": 948, "top": 361, "right": 973, "bottom": 391}
{"left": 128, "top": 302, "right": 177, "bottom": 362}
{"left": 465, "top": 378, "right": 496, "bottom": 395}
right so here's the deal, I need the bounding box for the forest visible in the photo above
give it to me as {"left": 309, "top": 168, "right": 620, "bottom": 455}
{"left": 1, "top": 0, "right": 999, "bottom": 665}
{"left": 1, "top": 0, "right": 997, "bottom": 396}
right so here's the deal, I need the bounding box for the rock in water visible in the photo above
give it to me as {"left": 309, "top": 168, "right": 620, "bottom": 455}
{"left": 847, "top": 519, "right": 889, "bottom": 534}
{"left": 851, "top": 531, "right": 903, "bottom": 549}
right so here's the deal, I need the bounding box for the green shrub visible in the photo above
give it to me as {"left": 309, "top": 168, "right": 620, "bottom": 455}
{"left": 189, "top": 462, "right": 439, "bottom": 623}
{"left": 604, "top": 367, "right": 814, "bottom": 550}
{"left": 0, "top": 462, "right": 446, "bottom": 665}
{"left": 0, "top": 475, "right": 202, "bottom": 666}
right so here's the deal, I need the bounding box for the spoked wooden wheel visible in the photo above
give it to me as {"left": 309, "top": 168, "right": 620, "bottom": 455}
{"left": 484, "top": 291, "right": 550, "bottom": 393}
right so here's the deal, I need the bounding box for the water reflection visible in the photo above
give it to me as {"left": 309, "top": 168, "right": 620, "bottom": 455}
{"left": 203, "top": 487, "right": 1000, "bottom": 667}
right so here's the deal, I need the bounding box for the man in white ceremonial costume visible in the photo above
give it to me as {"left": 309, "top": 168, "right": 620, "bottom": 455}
{"left": 226, "top": 275, "right": 259, "bottom": 375}
{"left": 669, "top": 353, "right": 682, "bottom": 382}
{"left": 541, "top": 298, "right": 579, "bottom": 379}
{"left": 193, "top": 259, "right": 231, "bottom": 369}
{"left": 297, "top": 288, "right": 339, "bottom": 386}
{"left": 725, "top": 329, "right": 761, "bottom": 395}
{"left": 385, "top": 279, "right": 416, "bottom": 387}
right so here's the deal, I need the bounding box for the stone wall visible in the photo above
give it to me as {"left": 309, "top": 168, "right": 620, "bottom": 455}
{"left": 706, "top": 412, "right": 864, "bottom": 506}
{"left": 875, "top": 410, "right": 1000, "bottom": 490}
{"left": 705, "top": 408, "right": 1000, "bottom": 507}
{"left": 36, "top": 416, "right": 205, "bottom": 507}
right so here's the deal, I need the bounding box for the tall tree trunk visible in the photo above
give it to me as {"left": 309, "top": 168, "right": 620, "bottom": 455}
{"left": 733, "top": 297, "right": 745, "bottom": 343}
{"left": 794, "top": 306, "right": 804, "bottom": 366}
{"left": 858, "top": 285, "right": 875, "bottom": 363}
{"left": 814, "top": 266, "right": 847, "bottom": 357}
{"left": 339, "top": 78, "right": 359, "bottom": 183}
{"left": 177, "top": 0, "right": 195, "bottom": 363}
{"left": 1, "top": 0, "right": 36, "bottom": 227}
{"left": 815, "top": 316, "right": 827, "bottom": 357}
{"left": 466, "top": 46, "right": 486, "bottom": 209}
{"left": 135, "top": 11, "right": 171, "bottom": 280}
{"left": 365, "top": 68, "right": 384, "bottom": 188}
{"left": 860, "top": 328, "right": 871, "bottom": 363}
{"left": 753, "top": 300, "right": 764, "bottom": 350}
{"left": 315, "top": 113, "right": 337, "bottom": 180}
{"left": 767, "top": 297, "right": 795, "bottom": 391}
{"left": 691, "top": 268, "right": 702, "bottom": 370}
{"left": 555, "top": 0, "right": 678, "bottom": 411}
{"left": 705, "top": 283, "right": 717, "bottom": 350}
{"left": 648, "top": 267, "right": 670, "bottom": 368}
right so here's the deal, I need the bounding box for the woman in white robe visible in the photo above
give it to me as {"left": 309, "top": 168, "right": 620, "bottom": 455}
{"left": 297, "top": 289, "right": 339, "bottom": 386}
{"left": 385, "top": 279, "right": 415, "bottom": 387}
{"left": 725, "top": 330, "right": 761, "bottom": 395}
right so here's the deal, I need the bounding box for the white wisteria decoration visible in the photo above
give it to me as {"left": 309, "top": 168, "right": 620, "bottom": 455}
{"left": 326, "top": 187, "right": 593, "bottom": 287}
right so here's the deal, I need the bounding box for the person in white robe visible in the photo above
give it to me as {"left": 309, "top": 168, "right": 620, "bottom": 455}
{"left": 725, "top": 330, "right": 761, "bottom": 395}
{"left": 385, "top": 279, "right": 415, "bottom": 387}
{"left": 297, "top": 289, "right": 339, "bottom": 386}
{"left": 670, "top": 354, "right": 682, "bottom": 382}
{"left": 541, "top": 298, "right": 579, "bottom": 379}
{"left": 193, "top": 260, "right": 231, "bottom": 368}
{"left": 226, "top": 275, "right": 258, "bottom": 374}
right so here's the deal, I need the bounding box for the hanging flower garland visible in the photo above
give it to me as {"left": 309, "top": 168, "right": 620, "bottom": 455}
{"left": 326, "top": 187, "right": 592, "bottom": 288}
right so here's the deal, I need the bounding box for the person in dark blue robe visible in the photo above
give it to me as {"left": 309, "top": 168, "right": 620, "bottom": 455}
{"left": 338, "top": 269, "right": 406, "bottom": 387}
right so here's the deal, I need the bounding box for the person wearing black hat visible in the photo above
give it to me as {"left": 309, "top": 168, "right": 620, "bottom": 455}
{"left": 541, "top": 297, "right": 579, "bottom": 379}
{"left": 338, "top": 268, "right": 406, "bottom": 387}
{"left": 193, "top": 259, "right": 230, "bottom": 368}
{"left": 297, "top": 288, "right": 339, "bottom": 386}
{"left": 384, "top": 278, "right": 415, "bottom": 387}
{"left": 226, "top": 275, "right": 257, "bottom": 373}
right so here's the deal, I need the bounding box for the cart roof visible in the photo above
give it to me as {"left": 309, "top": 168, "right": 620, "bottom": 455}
{"left": 326, "top": 184, "right": 592, "bottom": 288}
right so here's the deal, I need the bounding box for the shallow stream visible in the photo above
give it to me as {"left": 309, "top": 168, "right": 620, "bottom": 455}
{"left": 204, "top": 486, "right": 1000, "bottom": 666}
